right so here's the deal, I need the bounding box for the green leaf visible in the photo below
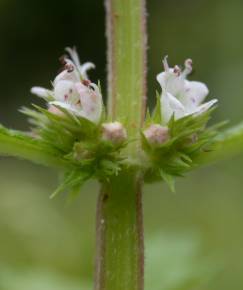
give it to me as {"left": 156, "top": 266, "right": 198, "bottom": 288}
{"left": 160, "top": 169, "right": 176, "bottom": 192}
{"left": 152, "top": 91, "right": 162, "bottom": 123}
{"left": 140, "top": 130, "right": 152, "bottom": 152}
{"left": 99, "top": 159, "right": 121, "bottom": 177}
{"left": 0, "top": 125, "right": 68, "bottom": 168}
{"left": 50, "top": 169, "right": 91, "bottom": 198}
{"left": 144, "top": 108, "right": 153, "bottom": 127}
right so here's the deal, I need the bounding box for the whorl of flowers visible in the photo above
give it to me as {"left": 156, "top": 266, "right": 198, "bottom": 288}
{"left": 142, "top": 57, "right": 219, "bottom": 190}
{"left": 31, "top": 47, "right": 102, "bottom": 124}
{"left": 18, "top": 49, "right": 220, "bottom": 194}
{"left": 157, "top": 57, "right": 217, "bottom": 124}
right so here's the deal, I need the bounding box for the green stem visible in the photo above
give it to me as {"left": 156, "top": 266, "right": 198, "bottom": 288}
{"left": 95, "top": 171, "right": 144, "bottom": 290}
{"left": 94, "top": 1, "right": 147, "bottom": 289}
{"left": 106, "top": 0, "right": 147, "bottom": 147}
{"left": 0, "top": 126, "right": 68, "bottom": 169}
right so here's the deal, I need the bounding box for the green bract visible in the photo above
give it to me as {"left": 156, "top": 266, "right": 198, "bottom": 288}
{"left": 21, "top": 103, "right": 128, "bottom": 197}
{"left": 142, "top": 98, "right": 222, "bottom": 191}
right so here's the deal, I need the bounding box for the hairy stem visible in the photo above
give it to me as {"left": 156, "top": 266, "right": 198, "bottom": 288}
{"left": 106, "top": 0, "right": 147, "bottom": 145}
{"left": 95, "top": 171, "right": 144, "bottom": 290}
{"left": 94, "top": 0, "right": 147, "bottom": 289}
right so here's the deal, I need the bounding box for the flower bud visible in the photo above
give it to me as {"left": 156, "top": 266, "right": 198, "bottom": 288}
{"left": 102, "top": 122, "right": 127, "bottom": 144}
{"left": 144, "top": 124, "right": 169, "bottom": 146}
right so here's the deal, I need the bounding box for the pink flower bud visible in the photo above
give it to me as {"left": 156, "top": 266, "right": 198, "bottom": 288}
{"left": 144, "top": 124, "right": 169, "bottom": 146}
{"left": 102, "top": 122, "right": 127, "bottom": 144}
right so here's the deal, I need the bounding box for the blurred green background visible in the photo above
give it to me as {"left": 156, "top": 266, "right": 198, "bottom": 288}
{"left": 1, "top": 0, "right": 243, "bottom": 289}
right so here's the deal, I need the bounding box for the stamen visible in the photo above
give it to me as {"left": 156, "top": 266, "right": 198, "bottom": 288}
{"left": 82, "top": 79, "right": 91, "bottom": 86}
{"left": 185, "top": 58, "right": 193, "bottom": 67}
{"left": 173, "top": 65, "right": 181, "bottom": 76}
{"left": 59, "top": 55, "right": 68, "bottom": 66}
{"left": 65, "top": 63, "right": 74, "bottom": 73}
{"left": 183, "top": 58, "right": 193, "bottom": 76}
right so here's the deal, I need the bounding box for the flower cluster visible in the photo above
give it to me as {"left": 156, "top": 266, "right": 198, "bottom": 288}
{"left": 157, "top": 57, "right": 217, "bottom": 124}
{"left": 22, "top": 48, "right": 128, "bottom": 197}
{"left": 20, "top": 50, "right": 220, "bottom": 194}
{"left": 143, "top": 57, "right": 218, "bottom": 147}
{"left": 31, "top": 47, "right": 102, "bottom": 124}
{"left": 142, "top": 57, "right": 219, "bottom": 190}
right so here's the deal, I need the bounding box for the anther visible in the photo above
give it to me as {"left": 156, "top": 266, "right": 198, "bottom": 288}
{"left": 82, "top": 79, "right": 91, "bottom": 86}
{"left": 65, "top": 63, "right": 74, "bottom": 73}
{"left": 59, "top": 55, "right": 68, "bottom": 65}
{"left": 173, "top": 65, "right": 181, "bottom": 76}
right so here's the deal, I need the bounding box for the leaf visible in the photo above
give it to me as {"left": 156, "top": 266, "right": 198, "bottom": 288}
{"left": 144, "top": 108, "right": 153, "bottom": 126}
{"left": 99, "top": 159, "right": 121, "bottom": 177}
{"left": 50, "top": 169, "right": 91, "bottom": 198}
{"left": 51, "top": 103, "right": 82, "bottom": 126}
{"left": 160, "top": 169, "right": 176, "bottom": 192}
{"left": 0, "top": 125, "right": 67, "bottom": 168}
{"left": 152, "top": 91, "right": 162, "bottom": 123}
{"left": 179, "top": 153, "right": 193, "bottom": 164}
{"left": 140, "top": 130, "right": 152, "bottom": 152}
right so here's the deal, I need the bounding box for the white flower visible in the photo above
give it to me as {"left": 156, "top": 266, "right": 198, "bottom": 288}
{"left": 31, "top": 47, "right": 102, "bottom": 124}
{"left": 157, "top": 57, "right": 217, "bottom": 124}
{"left": 30, "top": 87, "right": 53, "bottom": 99}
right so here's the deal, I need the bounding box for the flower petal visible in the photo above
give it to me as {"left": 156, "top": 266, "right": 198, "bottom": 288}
{"left": 65, "top": 47, "right": 81, "bottom": 68}
{"left": 80, "top": 62, "right": 95, "bottom": 79}
{"left": 180, "top": 80, "right": 209, "bottom": 110}
{"left": 50, "top": 101, "right": 76, "bottom": 112}
{"left": 54, "top": 80, "right": 79, "bottom": 103}
{"left": 53, "top": 67, "right": 80, "bottom": 86}
{"left": 75, "top": 82, "right": 102, "bottom": 123}
{"left": 31, "top": 87, "right": 52, "bottom": 99}
{"left": 192, "top": 99, "right": 218, "bottom": 115}
{"left": 157, "top": 57, "right": 186, "bottom": 98}
{"left": 161, "top": 92, "right": 185, "bottom": 123}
